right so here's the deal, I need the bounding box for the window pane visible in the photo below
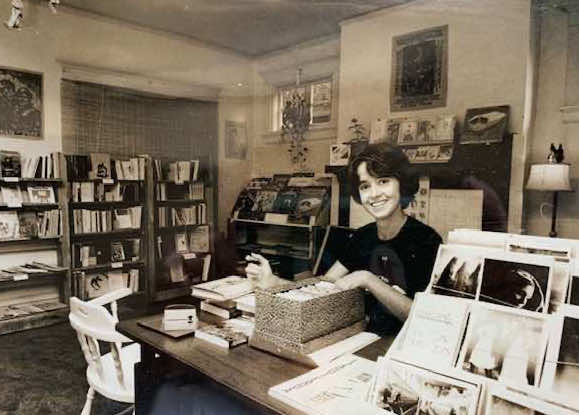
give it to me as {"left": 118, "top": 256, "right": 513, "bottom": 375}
{"left": 311, "top": 81, "right": 331, "bottom": 124}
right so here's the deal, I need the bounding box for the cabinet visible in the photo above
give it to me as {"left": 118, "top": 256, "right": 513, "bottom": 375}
{"left": 148, "top": 158, "right": 213, "bottom": 302}
{"left": 230, "top": 219, "right": 325, "bottom": 279}
{"left": 0, "top": 153, "right": 71, "bottom": 335}
{"left": 67, "top": 154, "right": 148, "bottom": 300}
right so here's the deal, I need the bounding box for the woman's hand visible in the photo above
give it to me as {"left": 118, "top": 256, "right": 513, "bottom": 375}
{"left": 334, "top": 270, "right": 377, "bottom": 290}
{"left": 244, "top": 253, "right": 278, "bottom": 289}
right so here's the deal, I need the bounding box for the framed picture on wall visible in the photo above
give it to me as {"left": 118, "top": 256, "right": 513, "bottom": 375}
{"left": 225, "top": 120, "right": 248, "bottom": 160}
{"left": 0, "top": 68, "right": 43, "bottom": 139}
{"left": 460, "top": 105, "right": 510, "bottom": 144}
{"left": 390, "top": 25, "right": 448, "bottom": 111}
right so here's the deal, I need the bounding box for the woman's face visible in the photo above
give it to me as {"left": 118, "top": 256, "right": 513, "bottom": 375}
{"left": 357, "top": 162, "right": 401, "bottom": 220}
{"left": 513, "top": 270, "right": 535, "bottom": 307}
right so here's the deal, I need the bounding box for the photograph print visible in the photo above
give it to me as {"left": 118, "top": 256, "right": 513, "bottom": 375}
{"left": 569, "top": 275, "right": 579, "bottom": 306}
{"left": 486, "top": 384, "right": 578, "bottom": 415}
{"left": 0, "top": 68, "right": 43, "bottom": 138}
{"left": 460, "top": 105, "right": 509, "bottom": 144}
{"left": 373, "top": 359, "right": 481, "bottom": 415}
{"left": 390, "top": 25, "right": 448, "bottom": 111}
{"left": 458, "top": 304, "right": 548, "bottom": 386}
{"left": 479, "top": 255, "right": 552, "bottom": 312}
{"left": 429, "top": 245, "right": 484, "bottom": 299}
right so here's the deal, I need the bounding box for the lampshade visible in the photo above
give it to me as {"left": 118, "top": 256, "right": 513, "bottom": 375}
{"left": 526, "top": 163, "right": 573, "bottom": 191}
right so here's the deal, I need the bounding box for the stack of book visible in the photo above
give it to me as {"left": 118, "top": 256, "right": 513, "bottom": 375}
{"left": 67, "top": 154, "right": 145, "bottom": 181}
{"left": 1, "top": 150, "right": 63, "bottom": 179}
{"left": 154, "top": 159, "right": 200, "bottom": 182}
{"left": 0, "top": 210, "right": 62, "bottom": 240}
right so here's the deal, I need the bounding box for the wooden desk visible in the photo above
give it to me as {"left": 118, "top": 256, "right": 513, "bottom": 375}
{"left": 117, "top": 314, "right": 395, "bottom": 415}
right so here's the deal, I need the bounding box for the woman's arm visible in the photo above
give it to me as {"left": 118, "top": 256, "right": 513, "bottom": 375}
{"left": 323, "top": 260, "right": 349, "bottom": 282}
{"left": 335, "top": 271, "right": 412, "bottom": 322}
{"left": 244, "top": 253, "right": 286, "bottom": 289}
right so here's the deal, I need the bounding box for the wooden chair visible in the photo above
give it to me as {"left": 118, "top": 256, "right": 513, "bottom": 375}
{"left": 69, "top": 288, "right": 140, "bottom": 415}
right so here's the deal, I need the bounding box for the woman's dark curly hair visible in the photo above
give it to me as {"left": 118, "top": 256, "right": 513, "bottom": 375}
{"left": 348, "top": 143, "right": 419, "bottom": 209}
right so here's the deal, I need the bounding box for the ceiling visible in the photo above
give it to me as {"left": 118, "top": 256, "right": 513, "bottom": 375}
{"left": 64, "top": 0, "right": 413, "bottom": 57}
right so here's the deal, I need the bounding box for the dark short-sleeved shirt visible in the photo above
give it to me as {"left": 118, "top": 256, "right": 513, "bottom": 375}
{"left": 339, "top": 217, "right": 442, "bottom": 335}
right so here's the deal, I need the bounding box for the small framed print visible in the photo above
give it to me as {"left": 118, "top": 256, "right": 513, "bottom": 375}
{"left": 329, "top": 143, "right": 351, "bottom": 166}
{"left": 0, "top": 68, "right": 43, "bottom": 139}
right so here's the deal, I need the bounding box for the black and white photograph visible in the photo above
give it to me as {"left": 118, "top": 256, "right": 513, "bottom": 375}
{"left": 390, "top": 25, "right": 448, "bottom": 111}
{"left": 486, "top": 385, "right": 578, "bottom": 415}
{"left": 1, "top": 1, "right": 578, "bottom": 415}
{"left": 460, "top": 105, "right": 510, "bottom": 144}
{"left": 372, "top": 359, "right": 481, "bottom": 415}
{"left": 458, "top": 304, "right": 549, "bottom": 386}
{"left": 0, "top": 68, "right": 43, "bottom": 138}
{"left": 429, "top": 245, "right": 485, "bottom": 299}
{"left": 479, "top": 254, "right": 552, "bottom": 312}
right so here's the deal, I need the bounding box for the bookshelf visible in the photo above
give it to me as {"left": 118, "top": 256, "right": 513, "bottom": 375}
{"left": 148, "top": 158, "right": 213, "bottom": 302}
{"left": 66, "top": 153, "right": 148, "bottom": 301}
{"left": 0, "top": 152, "right": 71, "bottom": 335}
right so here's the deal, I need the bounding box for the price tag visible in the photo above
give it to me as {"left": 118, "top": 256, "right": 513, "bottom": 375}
{"left": 13, "top": 274, "right": 28, "bottom": 281}
{"left": 111, "top": 262, "right": 123, "bottom": 269}
{"left": 7, "top": 201, "right": 22, "bottom": 208}
{"left": 181, "top": 253, "right": 197, "bottom": 260}
{"left": 102, "top": 178, "right": 114, "bottom": 185}
{"left": 3, "top": 177, "right": 19, "bottom": 182}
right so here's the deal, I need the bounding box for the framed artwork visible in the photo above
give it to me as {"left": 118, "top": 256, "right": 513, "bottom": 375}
{"left": 225, "top": 120, "right": 248, "bottom": 160}
{"left": 329, "top": 143, "right": 351, "bottom": 166}
{"left": 0, "top": 68, "right": 43, "bottom": 139}
{"left": 460, "top": 105, "right": 510, "bottom": 144}
{"left": 390, "top": 25, "right": 448, "bottom": 111}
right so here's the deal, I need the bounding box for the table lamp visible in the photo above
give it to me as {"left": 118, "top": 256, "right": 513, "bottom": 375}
{"left": 526, "top": 160, "right": 572, "bottom": 237}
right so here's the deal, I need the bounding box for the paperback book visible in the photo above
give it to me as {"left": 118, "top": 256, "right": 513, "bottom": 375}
{"left": 191, "top": 275, "right": 253, "bottom": 301}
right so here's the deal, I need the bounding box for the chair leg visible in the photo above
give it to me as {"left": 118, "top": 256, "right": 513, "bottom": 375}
{"left": 81, "top": 387, "right": 95, "bottom": 415}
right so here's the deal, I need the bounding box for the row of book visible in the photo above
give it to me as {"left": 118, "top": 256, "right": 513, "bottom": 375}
{"left": 156, "top": 226, "right": 210, "bottom": 259}
{"left": 0, "top": 185, "right": 56, "bottom": 206}
{"left": 0, "top": 300, "right": 67, "bottom": 322}
{"left": 0, "top": 150, "right": 63, "bottom": 179}
{"left": 0, "top": 261, "right": 67, "bottom": 282}
{"left": 0, "top": 210, "right": 62, "bottom": 240}
{"left": 72, "top": 238, "right": 141, "bottom": 268}
{"left": 66, "top": 154, "right": 146, "bottom": 181}
{"left": 70, "top": 181, "right": 141, "bottom": 203}
{"left": 153, "top": 159, "right": 200, "bottom": 183}
{"left": 156, "top": 182, "right": 204, "bottom": 201}
{"left": 71, "top": 207, "right": 142, "bottom": 234}
{"left": 157, "top": 204, "right": 206, "bottom": 227}
{"left": 76, "top": 269, "right": 140, "bottom": 300}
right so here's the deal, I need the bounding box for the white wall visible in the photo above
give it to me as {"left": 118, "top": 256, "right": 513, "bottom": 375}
{"left": 0, "top": 2, "right": 254, "bottom": 263}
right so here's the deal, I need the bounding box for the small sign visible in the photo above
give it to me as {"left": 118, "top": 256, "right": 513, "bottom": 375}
{"left": 3, "top": 177, "right": 19, "bottom": 183}
{"left": 111, "top": 262, "right": 123, "bottom": 269}
{"left": 13, "top": 274, "right": 28, "bottom": 281}
{"left": 181, "top": 253, "right": 197, "bottom": 260}
{"left": 7, "top": 201, "right": 22, "bottom": 208}
{"left": 102, "top": 178, "right": 114, "bottom": 185}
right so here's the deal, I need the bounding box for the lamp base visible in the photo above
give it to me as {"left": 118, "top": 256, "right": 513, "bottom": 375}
{"left": 549, "top": 191, "right": 559, "bottom": 238}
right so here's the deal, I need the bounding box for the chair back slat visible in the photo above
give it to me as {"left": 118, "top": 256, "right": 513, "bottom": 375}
{"left": 110, "top": 342, "right": 126, "bottom": 389}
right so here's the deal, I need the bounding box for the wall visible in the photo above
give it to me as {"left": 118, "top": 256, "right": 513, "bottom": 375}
{"left": 0, "top": 2, "right": 254, "bottom": 259}
{"left": 250, "top": 36, "right": 340, "bottom": 177}
{"left": 525, "top": 8, "right": 579, "bottom": 238}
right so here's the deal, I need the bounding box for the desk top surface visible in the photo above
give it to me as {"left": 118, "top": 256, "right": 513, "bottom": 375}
{"left": 117, "top": 314, "right": 395, "bottom": 415}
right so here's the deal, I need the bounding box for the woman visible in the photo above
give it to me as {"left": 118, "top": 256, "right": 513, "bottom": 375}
{"left": 246, "top": 143, "right": 442, "bottom": 335}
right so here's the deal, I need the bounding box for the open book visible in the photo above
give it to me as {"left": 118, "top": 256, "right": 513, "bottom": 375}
{"left": 191, "top": 275, "right": 253, "bottom": 301}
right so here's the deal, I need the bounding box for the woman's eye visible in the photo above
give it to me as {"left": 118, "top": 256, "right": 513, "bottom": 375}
{"left": 359, "top": 184, "right": 370, "bottom": 191}
{"left": 378, "top": 178, "right": 390, "bottom": 185}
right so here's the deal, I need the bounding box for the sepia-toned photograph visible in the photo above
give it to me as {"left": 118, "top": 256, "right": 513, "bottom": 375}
{"left": 460, "top": 105, "right": 510, "bottom": 144}
{"left": 479, "top": 256, "right": 552, "bottom": 312}
{"left": 429, "top": 245, "right": 484, "bottom": 299}
{"left": 458, "top": 304, "right": 549, "bottom": 386}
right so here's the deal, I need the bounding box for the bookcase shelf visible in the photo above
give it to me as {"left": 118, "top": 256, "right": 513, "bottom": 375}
{"left": 72, "top": 260, "right": 145, "bottom": 273}
{"left": 149, "top": 157, "right": 214, "bottom": 302}
{"left": 70, "top": 201, "right": 143, "bottom": 209}
{"left": 231, "top": 218, "right": 314, "bottom": 228}
{"left": 67, "top": 153, "right": 149, "bottom": 301}
{"left": 0, "top": 151, "right": 71, "bottom": 336}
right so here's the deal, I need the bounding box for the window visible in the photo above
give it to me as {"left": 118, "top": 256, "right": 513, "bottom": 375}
{"left": 274, "top": 78, "right": 332, "bottom": 131}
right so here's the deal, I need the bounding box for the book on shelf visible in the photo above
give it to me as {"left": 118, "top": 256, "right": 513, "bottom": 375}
{"left": 191, "top": 275, "right": 253, "bottom": 301}
{"left": 194, "top": 320, "right": 248, "bottom": 349}
{"left": 0, "top": 151, "right": 22, "bottom": 178}
{"left": 175, "top": 232, "right": 189, "bottom": 253}
{"left": 1, "top": 186, "right": 23, "bottom": 206}
{"left": 89, "top": 153, "right": 112, "bottom": 180}
{"left": 189, "top": 225, "right": 210, "bottom": 252}
{"left": 27, "top": 186, "right": 56, "bottom": 204}
{"left": 83, "top": 269, "right": 139, "bottom": 299}
{"left": 288, "top": 187, "right": 328, "bottom": 225}
{"left": 183, "top": 254, "right": 211, "bottom": 283}
{"left": 110, "top": 241, "right": 125, "bottom": 262}
{"left": 200, "top": 300, "right": 241, "bottom": 320}
{"left": 0, "top": 212, "right": 21, "bottom": 239}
